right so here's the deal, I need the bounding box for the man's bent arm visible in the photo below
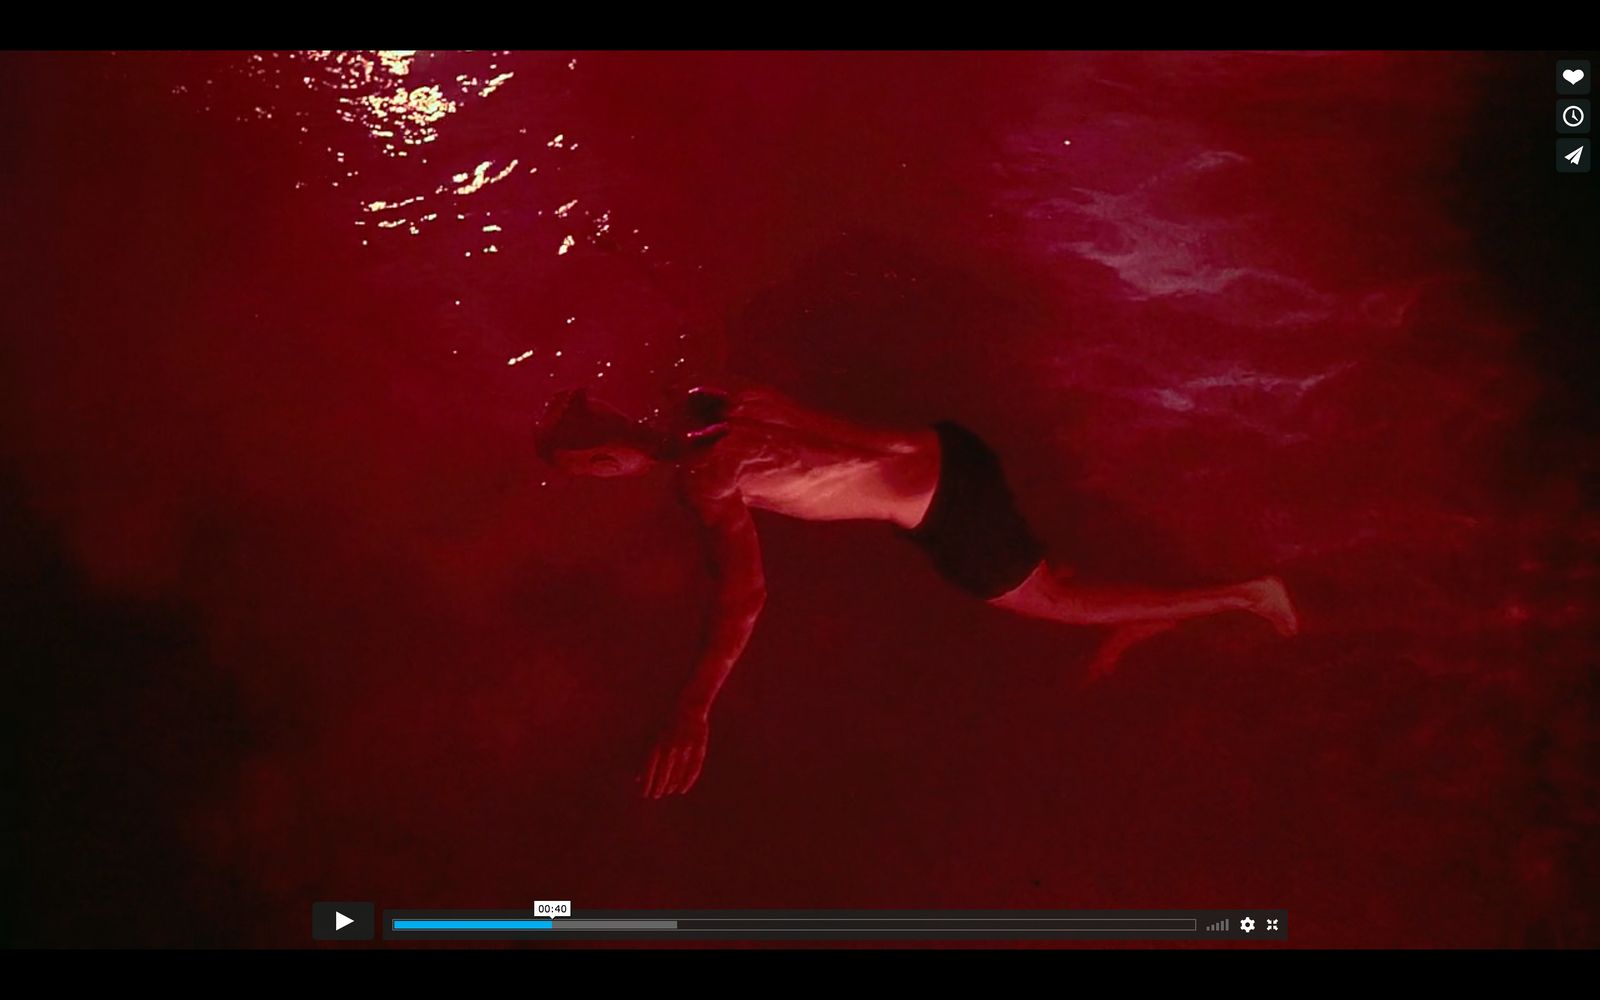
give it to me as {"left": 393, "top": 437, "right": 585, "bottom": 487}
{"left": 688, "top": 379, "right": 920, "bottom": 455}
{"left": 677, "top": 487, "right": 767, "bottom": 718}
{"left": 641, "top": 478, "right": 764, "bottom": 797}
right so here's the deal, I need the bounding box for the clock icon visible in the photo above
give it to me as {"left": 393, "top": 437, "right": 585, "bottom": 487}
{"left": 1558, "top": 100, "right": 1591, "bottom": 134}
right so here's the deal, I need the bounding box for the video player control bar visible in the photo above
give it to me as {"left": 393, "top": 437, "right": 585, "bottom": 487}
{"left": 375, "top": 909, "right": 1288, "bottom": 941}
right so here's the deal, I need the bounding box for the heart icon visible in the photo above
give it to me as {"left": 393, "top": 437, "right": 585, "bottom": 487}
{"left": 1564, "top": 69, "right": 1585, "bottom": 85}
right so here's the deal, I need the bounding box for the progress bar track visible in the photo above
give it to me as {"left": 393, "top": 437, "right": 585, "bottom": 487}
{"left": 382, "top": 910, "right": 1288, "bottom": 941}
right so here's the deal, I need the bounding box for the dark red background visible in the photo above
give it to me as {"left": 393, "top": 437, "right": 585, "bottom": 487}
{"left": 1, "top": 51, "right": 1595, "bottom": 948}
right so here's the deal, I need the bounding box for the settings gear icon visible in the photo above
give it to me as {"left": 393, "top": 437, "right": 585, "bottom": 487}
{"left": 1240, "top": 917, "right": 1256, "bottom": 933}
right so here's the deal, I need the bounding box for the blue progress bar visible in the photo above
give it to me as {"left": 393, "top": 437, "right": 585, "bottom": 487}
{"left": 393, "top": 919, "right": 554, "bottom": 931}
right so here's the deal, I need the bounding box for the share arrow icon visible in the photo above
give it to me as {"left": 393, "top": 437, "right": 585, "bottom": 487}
{"left": 1558, "top": 140, "right": 1590, "bottom": 173}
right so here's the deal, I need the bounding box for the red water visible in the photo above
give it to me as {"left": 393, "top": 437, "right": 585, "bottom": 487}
{"left": 2, "top": 51, "right": 1596, "bottom": 947}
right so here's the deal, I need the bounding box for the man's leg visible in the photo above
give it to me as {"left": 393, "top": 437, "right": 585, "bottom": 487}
{"left": 988, "top": 562, "right": 1300, "bottom": 636}
{"left": 1086, "top": 620, "right": 1180, "bottom": 679}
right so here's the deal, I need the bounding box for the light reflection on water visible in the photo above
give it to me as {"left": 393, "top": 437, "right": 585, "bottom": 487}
{"left": 223, "top": 50, "right": 617, "bottom": 264}
{"left": 203, "top": 50, "right": 666, "bottom": 390}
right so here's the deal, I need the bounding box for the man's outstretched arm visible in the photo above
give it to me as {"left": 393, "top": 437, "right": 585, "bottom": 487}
{"left": 681, "top": 378, "right": 921, "bottom": 454}
{"left": 641, "top": 476, "right": 766, "bottom": 798}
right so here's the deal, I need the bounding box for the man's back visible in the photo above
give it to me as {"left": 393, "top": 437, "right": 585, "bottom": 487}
{"left": 669, "top": 385, "right": 942, "bottom": 529}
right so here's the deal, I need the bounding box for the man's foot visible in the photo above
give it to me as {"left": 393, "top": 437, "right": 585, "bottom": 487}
{"left": 1246, "top": 575, "right": 1300, "bottom": 636}
{"left": 1087, "top": 620, "right": 1180, "bottom": 679}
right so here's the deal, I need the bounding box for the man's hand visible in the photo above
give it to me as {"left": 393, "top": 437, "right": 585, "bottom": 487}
{"left": 640, "top": 708, "right": 710, "bottom": 798}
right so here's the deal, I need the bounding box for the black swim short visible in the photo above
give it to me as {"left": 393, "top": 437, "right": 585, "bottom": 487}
{"left": 902, "top": 421, "right": 1045, "bottom": 599}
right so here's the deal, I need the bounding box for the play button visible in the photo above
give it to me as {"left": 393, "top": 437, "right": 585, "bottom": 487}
{"left": 312, "top": 901, "right": 374, "bottom": 940}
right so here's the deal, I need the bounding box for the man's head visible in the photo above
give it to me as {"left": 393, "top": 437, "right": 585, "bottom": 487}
{"left": 535, "top": 387, "right": 661, "bottom": 478}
